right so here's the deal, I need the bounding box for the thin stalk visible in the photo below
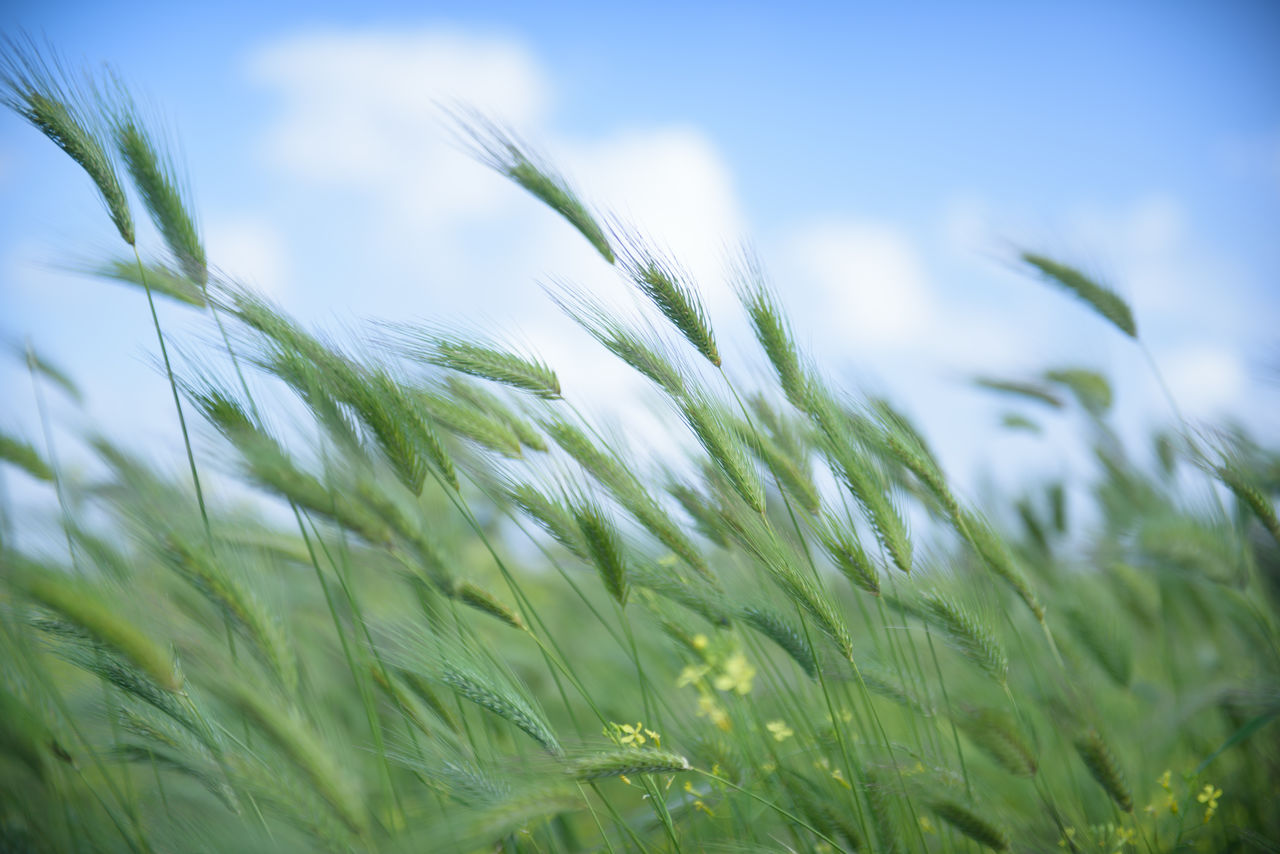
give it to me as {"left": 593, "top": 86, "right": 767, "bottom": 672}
{"left": 923, "top": 621, "right": 972, "bottom": 798}
{"left": 304, "top": 514, "right": 403, "bottom": 825}
{"left": 693, "top": 768, "right": 850, "bottom": 852}
{"left": 26, "top": 345, "right": 78, "bottom": 570}
{"left": 131, "top": 246, "right": 211, "bottom": 544}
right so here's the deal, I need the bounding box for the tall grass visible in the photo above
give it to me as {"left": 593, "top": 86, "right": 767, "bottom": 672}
{"left": 2, "top": 42, "right": 1279, "bottom": 854}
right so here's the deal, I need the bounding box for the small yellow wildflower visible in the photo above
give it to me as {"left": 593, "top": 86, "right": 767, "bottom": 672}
{"left": 645, "top": 728, "right": 661, "bottom": 748}
{"left": 693, "top": 773, "right": 721, "bottom": 811}
{"left": 1112, "top": 826, "right": 1135, "bottom": 851}
{"left": 830, "top": 768, "right": 851, "bottom": 790}
{"left": 691, "top": 633, "right": 709, "bottom": 651}
{"left": 1058, "top": 827, "right": 1077, "bottom": 848}
{"left": 919, "top": 816, "right": 936, "bottom": 835}
{"left": 677, "top": 664, "right": 709, "bottom": 688}
{"left": 1197, "top": 784, "right": 1221, "bottom": 822}
{"left": 713, "top": 653, "right": 756, "bottom": 695}
{"left": 618, "top": 722, "right": 646, "bottom": 746}
{"left": 766, "top": 720, "right": 794, "bottom": 742}
{"left": 697, "top": 693, "right": 731, "bottom": 731}
{"left": 1157, "top": 770, "right": 1172, "bottom": 791}
{"left": 1166, "top": 794, "right": 1179, "bottom": 815}
{"left": 619, "top": 774, "right": 632, "bottom": 786}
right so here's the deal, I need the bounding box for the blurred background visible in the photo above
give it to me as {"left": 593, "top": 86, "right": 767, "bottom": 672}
{"left": 2, "top": 0, "right": 1278, "bottom": 514}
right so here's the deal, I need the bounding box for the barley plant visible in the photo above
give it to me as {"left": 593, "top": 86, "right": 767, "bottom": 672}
{"left": 3, "top": 43, "right": 1279, "bottom": 854}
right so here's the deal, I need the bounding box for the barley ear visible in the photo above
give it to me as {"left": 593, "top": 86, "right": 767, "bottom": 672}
{"left": 452, "top": 580, "right": 525, "bottom": 630}
{"left": 436, "top": 661, "right": 562, "bottom": 756}
{"left": 109, "top": 93, "right": 206, "bottom": 286}
{"left": 1, "top": 37, "right": 134, "bottom": 244}
{"left": 956, "top": 707, "right": 1037, "bottom": 777}
{"left": 0, "top": 430, "right": 55, "bottom": 482}
{"left": 1073, "top": 727, "right": 1133, "bottom": 812}
{"left": 1215, "top": 462, "right": 1280, "bottom": 547}
{"left": 7, "top": 557, "right": 181, "bottom": 692}
{"left": 568, "top": 749, "right": 691, "bottom": 780}
{"left": 219, "top": 684, "right": 369, "bottom": 835}
{"left": 395, "top": 327, "right": 561, "bottom": 400}
{"left": 1044, "top": 367, "right": 1112, "bottom": 416}
{"left": 735, "top": 250, "right": 806, "bottom": 408}
{"left": 973, "top": 375, "right": 1064, "bottom": 408}
{"left": 920, "top": 590, "right": 1008, "bottom": 686}
{"left": 614, "top": 229, "right": 720, "bottom": 367}
{"left": 739, "top": 605, "right": 819, "bottom": 679}
{"left": 1019, "top": 251, "right": 1137, "bottom": 338}
{"left": 17, "top": 344, "right": 82, "bottom": 403}
{"left": 572, "top": 498, "right": 629, "bottom": 606}
{"left": 681, "top": 394, "right": 766, "bottom": 515}
{"left": 456, "top": 112, "right": 614, "bottom": 263}
{"left": 815, "top": 515, "right": 879, "bottom": 595}
{"left": 926, "top": 798, "right": 1011, "bottom": 851}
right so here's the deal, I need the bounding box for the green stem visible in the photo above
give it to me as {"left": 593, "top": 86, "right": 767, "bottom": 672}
{"left": 131, "top": 246, "right": 211, "bottom": 544}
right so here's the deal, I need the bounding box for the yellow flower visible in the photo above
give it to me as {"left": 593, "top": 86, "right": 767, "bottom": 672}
{"left": 766, "top": 720, "right": 794, "bottom": 742}
{"left": 713, "top": 653, "right": 756, "bottom": 695}
{"left": 697, "top": 694, "right": 731, "bottom": 731}
{"left": 677, "top": 664, "right": 709, "bottom": 688}
{"left": 618, "top": 722, "right": 646, "bottom": 746}
{"left": 1157, "top": 770, "right": 1172, "bottom": 791}
{"left": 645, "top": 728, "right": 661, "bottom": 748}
{"left": 1197, "top": 784, "right": 1221, "bottom": 822}
{"left": 691, "top": 634, "right": 709, "bottom": 651}
{"left": 1112, "top": 826, "right": 1135, "bottom": 851}
{"left": 830, "top": 768, "right": 851, "bottom": 790}
{"left": 919, "top": 816, "right": 936, "bottom": 835}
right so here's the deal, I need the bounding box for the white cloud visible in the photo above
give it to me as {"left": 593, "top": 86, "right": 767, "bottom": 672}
{"left": 246, "top": 28, "right": 743, "bottom": 275}
{"left": 207, "top": 216, "right": 291, "bottom": 297}
{"left": 567, "top": 127, "right": 744, "bottom": 296}
{"left": 1161, "top": 344, "right": 1246, "bottom": 417}
{"left": 249, "top": 28, "right": 548, "bottom": 176}
{"left": 243, "top": 26, "right": 746, "bottom": 454}
{"left": 786, "top": 220, "right": 937, "bottom": 351}
{"left": 247, "top": 28, "right": 553, "bottom": 231}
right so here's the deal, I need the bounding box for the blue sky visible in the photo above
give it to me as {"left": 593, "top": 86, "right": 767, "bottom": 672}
{"left": 2, "top": 1, "right": 1278, "bottom": 513}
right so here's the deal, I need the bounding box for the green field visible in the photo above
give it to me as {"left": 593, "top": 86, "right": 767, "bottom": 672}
{"left": 2, "top": 42, "right": 1278, "bottom": 853}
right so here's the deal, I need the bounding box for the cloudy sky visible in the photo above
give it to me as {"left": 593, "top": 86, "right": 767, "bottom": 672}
{"left": 2, "top": 1, "right": 1278, "bottom": 511}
